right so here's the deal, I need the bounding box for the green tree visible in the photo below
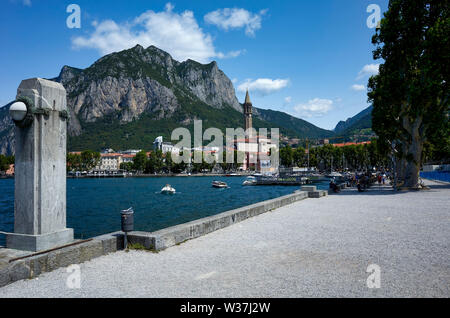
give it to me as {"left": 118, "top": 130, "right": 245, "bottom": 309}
{"left": 6, "top": 155, "right": 14, "bottom": 165}
{"left": 220, "top": 150, "right": 232, "bottom": 172}
{"left": 171, "top": 151, "right": 188, "bottom": 173}
{"left": 316, "top": 144, "right": 334, "bottom": 171}
{"left": 280, "top": 146, "right": 294, "bottom": 167}
{"left": 355, "top": 144, "right": 370, "bottom": 171}
{"left": 146, "top": 150, "right": 164, "bottom": 173}
{"left": 67, "top": 153, "right": 82, "bottom": 172}
{"left": 368, "top": 0, "right": 449, "bottom": 188}
{"left": 133, "top": 150, "right": 148, "bottom": 172}
{"left": 120, "top": 162, "right": 134, "bottom": 172}
{"left": 293, "top": 147, "right": 306, "bottom": 167}
{"left": 80, "top": 150, "right": 101, "bottom": 171}
{"left": 0, "top": 154, "right": 9, "bottom": 172}
{"left": 191, "top": 151, "right": 215, "bottom": 173}
{"left": 164, "top": 152, "right": 174, "bottom": 173}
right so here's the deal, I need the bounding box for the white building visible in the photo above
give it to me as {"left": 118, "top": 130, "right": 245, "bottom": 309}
{"left": 95, "top": 153, "right": 122, "bottom": 171}
{"left": 122, "top": 149, "right": 141, "bottom": 155}
{"left": 235, "top": 136, "right": 278, "bottom": 173}
{"left": 153, "top": 136, "right": 180, "bottom": 154}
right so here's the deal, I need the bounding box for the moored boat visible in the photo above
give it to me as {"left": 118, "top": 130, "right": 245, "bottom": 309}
{"left": 212, "top": 181, "right": 228, "bottom": 188}
{"left": 242, "top": 176, "right": 257, "bottom": 186}
{"left": 325, "top": 171, "right": 343, "bottom": 178}
{"left": 161, "top": 184, "right": 176, "bottom": 194}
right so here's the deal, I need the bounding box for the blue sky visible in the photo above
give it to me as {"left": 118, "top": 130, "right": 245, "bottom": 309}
{"left": 0, "top": 0, "right": 388, "bottom": 130}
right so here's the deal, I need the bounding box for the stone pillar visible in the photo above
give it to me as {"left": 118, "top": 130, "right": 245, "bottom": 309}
{"left": 7, "top": 78, "right": 74, "bottom": 251}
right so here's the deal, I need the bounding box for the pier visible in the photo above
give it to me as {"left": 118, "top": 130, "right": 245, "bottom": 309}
{"left": 253, "top": 176, "right": 311, "bottom": 186}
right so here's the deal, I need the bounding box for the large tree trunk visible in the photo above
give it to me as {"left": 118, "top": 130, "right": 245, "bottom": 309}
{"left": 397, "top": 143, "right": 408, "bottom": 183}
{"left": 402, "top": 116, "right": 423, "bottom": 189}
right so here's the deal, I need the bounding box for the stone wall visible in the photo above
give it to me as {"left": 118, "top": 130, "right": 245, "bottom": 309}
{"left": 1, "top": 189, "right": 327, "bottom": 288}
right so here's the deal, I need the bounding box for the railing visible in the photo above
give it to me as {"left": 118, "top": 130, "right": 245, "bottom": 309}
{"left": 420, "top": 171, "right": 450, "bottom": 183}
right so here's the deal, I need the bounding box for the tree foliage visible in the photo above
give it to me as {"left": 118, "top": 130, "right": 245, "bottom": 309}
{"left": 80, "top": 150, "right": 101, "bottom": 171}
{"left": 0, "top": 154, "right": 14, "bottom": 172}
{"left": 368, "top": 0, "right": 449, "bottom": 187}
{"left": 280, "top": 139, "right": 389, "bottom": 171}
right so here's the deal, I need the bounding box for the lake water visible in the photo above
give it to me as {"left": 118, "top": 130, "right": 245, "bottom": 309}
{"left": 0, "top": 176, "right": 328, "bottom": 245}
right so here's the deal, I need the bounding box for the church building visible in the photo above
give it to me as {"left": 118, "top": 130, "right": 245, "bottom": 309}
{"left": 235, "top": 90, "right": 278, "bottom": 173}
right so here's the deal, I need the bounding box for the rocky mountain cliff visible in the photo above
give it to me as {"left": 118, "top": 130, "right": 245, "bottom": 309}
{"left": 0, "top": 45, "right": 244, "bottom": 153}
{"left": 55, "top": 45, "right": 242, "bottom": 137}
{"left": 0, "top": 44, "right": 334, "bottom": 153}
{"left": 0, "top": 102, "right": 14, "bottom": 155}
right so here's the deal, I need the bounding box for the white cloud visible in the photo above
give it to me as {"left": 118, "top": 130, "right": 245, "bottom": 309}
{"left": 356, "top": 64, "right": 380, "bottom": 79}
{"left": 216, "top": 50, "right": 244, "bottom": 59}
{"left": 204, "top": 8, "right": 267, "bottom": 37}
{"left": 72, "top": 3, "right": 239, "bottom": 63}
{"left": 284, "top": 96, "right": 292, "bottom": 104}
{"left": 294, "top": 98, "right": 333, "bottom": 118}
{"left": 351, "top": 84, "right": 366, "bottom": 91}
{"left": 237, "top": 78, "right": 289, "bottom": 96}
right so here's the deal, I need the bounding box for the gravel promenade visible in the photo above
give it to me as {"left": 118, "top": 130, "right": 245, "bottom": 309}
{"left": 0, "top": 180, "right": 449, "bottom": 298}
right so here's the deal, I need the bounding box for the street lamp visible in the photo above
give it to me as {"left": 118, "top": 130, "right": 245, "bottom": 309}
{"left": 9, "top": 97, "right": 34, "bottom": 127}
{"left": 9, "top": 101, "right": 27, "bottom": 121}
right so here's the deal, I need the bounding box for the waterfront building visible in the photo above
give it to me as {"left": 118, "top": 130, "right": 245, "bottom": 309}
{"left": 6, "top": 164, "right": 14, "bottom": 176}
{"left": 153, "top": 136, "right": 163, "bottom": 151}
{"left": 234, "top": 136, "right": 277, "bottom": 172}
{"left": 121, "top": 149, "right": 141, "bottom": 155}
{"left": 95, "top": 153, "right": 123, "bottom": 171}
{"left": 121, "top": 154, "right": 135, "bottom": 164}
{"left": 331, "top": 141, "right": 371, "bottom": 147}
{"left": 153, "top": 136, "right": 180, "bottom": 154}
{"left": 101, "top": 148, "right": 115, "bottom": 154}
{"left": 203, "top": 146, "right": 221, "bottom": 162}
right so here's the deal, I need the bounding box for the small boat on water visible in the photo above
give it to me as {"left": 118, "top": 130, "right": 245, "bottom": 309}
{"left": 300, "top": 177, "right": 310, "bottom": 184}
{"left": 212, "top": 181, "right": 228, "bottom": 188}
{"left": 242, "top": 176, "right": 257, "bottom": 186}
{"left": 325, "top": 171, "right": 343, "bottom": 178}
{"left": 161, "top": 184, "right": 176, "bottom": 194}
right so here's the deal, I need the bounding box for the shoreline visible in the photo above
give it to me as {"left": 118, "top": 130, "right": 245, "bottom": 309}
{"left": 2, "top": 173, "right": 251, "bottom": 179}
{"left": 66, "top": 173, "right": 250, "bottom": 178}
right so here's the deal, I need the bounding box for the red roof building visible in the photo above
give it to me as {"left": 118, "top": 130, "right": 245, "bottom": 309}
{"left": 331, "top": 141, "right": 371, "bottom": 148}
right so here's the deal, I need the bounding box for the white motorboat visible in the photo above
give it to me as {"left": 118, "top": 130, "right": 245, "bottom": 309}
{"left": 325, "top": 171, "right": 343, "bottom": 178}
{"left": 242, "top": 176, "right": 257, "bottom": 186}
{"left": 161, "top": 184, "right": 176, "bottom": 194}
{"left": 212, "top": 181, "right": 228, "bottom": 188}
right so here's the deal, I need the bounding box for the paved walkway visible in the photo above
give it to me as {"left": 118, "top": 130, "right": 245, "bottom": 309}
{"left": 0, "top": 181, "right": 449, "bottom": 297}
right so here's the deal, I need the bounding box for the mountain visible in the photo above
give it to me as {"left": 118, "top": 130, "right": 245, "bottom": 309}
{"left": 334, "top": 106, "right": 373, "bottom": 135}
{"left": 0, "top": 102, "right": 14, "bottom": 155}
{"left": 254, "top": 108, "right": 334, "bottom": 139}
{"left": 0, "top": 44, "right": 333, "bottom": 153}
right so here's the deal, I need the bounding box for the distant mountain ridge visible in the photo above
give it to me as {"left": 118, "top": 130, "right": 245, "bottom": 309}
{"left": 0, "top": 44, "right": 335, "bottom": 153}
{"left": 254, "top": 108, "right": 334, "bottom": 139}
{"left": 334, "top": 106, "right": 373, "bottom": 135}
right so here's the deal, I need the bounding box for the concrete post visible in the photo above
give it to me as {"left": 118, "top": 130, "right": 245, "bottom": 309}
{"left": 6, "top": 78, "right": 74, "bottom": 251}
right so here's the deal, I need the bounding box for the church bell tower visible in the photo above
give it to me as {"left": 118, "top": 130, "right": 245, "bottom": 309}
{"left": 243, "top": 90, "right": 253, "bottom": 132}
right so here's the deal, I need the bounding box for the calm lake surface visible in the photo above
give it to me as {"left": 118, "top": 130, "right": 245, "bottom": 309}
{"left": 0, "top": 176, "right": 328, "bottom": 245}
